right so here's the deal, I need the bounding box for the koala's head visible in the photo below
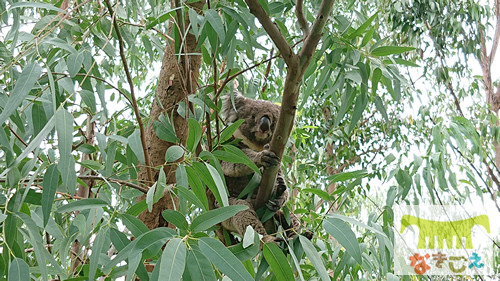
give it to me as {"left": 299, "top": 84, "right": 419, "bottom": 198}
{"left": 221, "top": 93, "right": 280, "bottom": 150}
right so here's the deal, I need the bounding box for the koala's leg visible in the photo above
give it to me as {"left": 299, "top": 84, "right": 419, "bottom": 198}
{"left": 267, "top": 171, "right": 289, "bottom": 211}
{"left": 273, "top": 209, "right": 301, "bottom": 239}
{"left": 220, "top": 198, "right": 279, "bottom": 244}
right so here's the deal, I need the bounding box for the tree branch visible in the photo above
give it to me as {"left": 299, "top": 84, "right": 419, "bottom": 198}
{"left": 296, "top": 0, "right": 309, "bottom": 37}
{"left": 299, "top": 0, "right": 336, "bottom": 69}
{"left": 104, "top": 0, "right": 154, "bottom": 185}
{"left": 490, "top": 0, "right": 500, "bottom": 62}
{"left": 253, "top": 0, "right": 335, "bottom": 209}
{"left": 243, "top": 0, "right": 296, "bottom": 66}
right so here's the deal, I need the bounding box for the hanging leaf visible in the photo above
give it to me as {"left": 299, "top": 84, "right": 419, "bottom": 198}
{"left": 198, "top": 237, "right": 254, "bottom": 281}
{"left": 165, "top": 145, "right": 184, "bottom": 162}
{"left": 323, "top": 218, "right": 362, "bottom": 264}
{"left": 8, "top": 258, "right": 30, "bottom": 281}
{"left": 128, "top": 129, "right": 146, "bottom": 164}
{"left": 0, "top": 63, "right": 42, "bottom": 126}
{"left": 41, "top": 164, "right": 59, "bottom": 227}
{"left": 263, "top": 243, "right": 294, "bottom": 281}
{"left": 158, "top": 238, "right": 186, "bottom": 281}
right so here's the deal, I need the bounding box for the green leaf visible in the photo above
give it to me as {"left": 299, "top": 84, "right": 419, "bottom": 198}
{"left": 186, "top": 244, "right": 217, "bottom": 281}
{"left": 158, "top": 238, "right": 186, "bottom": 281}
{"left": 128, "top": 129, "right": 146, "bottom": 164}
{"left": 205, "top": 9, "right": 225, "bottom": 46}
{"left": 146, "top": 183, "right": 157, "bottom": 213}
{"left": 263, "top": 243, "right": 294, "bottom": 281}
{"left": 162, "top": 210, "right": 189, "bottom": 231}
{"left": 89, "top": 227, "right": 108, "bottom": 280}
{"left": 323, "top": 218, "right": 362, "bottom": 264}
{"left": 219, "top": 145, "right": 260, "bottom": 174}
{"left": 10, "top": 1, "right": 63, "bottom": 12}
{"left": 0, "top": 63, "right": 42, "bottom": 127}
{"left": 218, "top": 119, "right": 245, "bottom": 144}
{"left": 56, "top": 198, "right": 108, "bottom": 213}
{"left": 187, "top": 118, "right": 202, "bottom": 153}
{"left": 198, "top": 237, "right": 254, "bottom": 281}
{"left": 371, "top": 46, "right": 415, "bottom": 56}
{"left": 55, "top": 109, "right": 76, "bottom": 194}
{"left": 348, "top": 91, "right": 368, "bottom": 133}
{"left": 185, "top": 165, "right": 209, "bottom": 210}
{"left": 165, "top": 145, "right": 184, "bottom": 162}
{"left": 191, "top": 205, "right": 248, "bottom": 233}
{"left": 205, "top": 163, "right": 228, "bottom": 207}
{"left": 103, "top": 228, "right": 176, "bottom": 273}
{"left": 67, "top": 51, "right": 84, "bottom": 77}
{"left": 299, "top": 235, "right": 330, "bottom": 281}
{"left": 327, "top": 169, "right": 369, "bottom": 183}
{"left": 80, "top": 159, "right": 104, "bottom": 170}
{"left": 374, "top": 96, "right": 388, "bottom": 122}
{"left": 153, "top": 120, "right": 179, "bottom": 143}
{"left": 42, "top": 164, "right": 59, "bottom": 227}
{"left": 347, "top": 12, "right": 378, "bottom": 39}
{"left": 176, "top": 186, "right": 207, "bottom": 211}
{"left": 8, "top": 258, "right": 30, "bottom": 281}
{"left": 301, "top": 188, "right": 331, "bottom": 201}
{"left": 120, "top": 214, "right": 149, "bottom": 237}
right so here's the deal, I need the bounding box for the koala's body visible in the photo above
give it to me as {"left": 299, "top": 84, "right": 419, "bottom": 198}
{"left": 213, "top": 93, "right": 300, "bottom": 244}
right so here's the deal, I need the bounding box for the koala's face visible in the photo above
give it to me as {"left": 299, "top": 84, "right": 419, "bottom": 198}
{"left": 221, "top": 94, "right": 280, "bottom": 150}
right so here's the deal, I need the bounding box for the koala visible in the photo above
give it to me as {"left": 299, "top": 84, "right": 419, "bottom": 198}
{"left": 211, "top": 93, "right": 300, "bottom": 244}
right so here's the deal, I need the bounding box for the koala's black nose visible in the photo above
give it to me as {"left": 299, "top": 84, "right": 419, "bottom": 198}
{"left": 259, "top": 115, "right": 271, "bottom": 132}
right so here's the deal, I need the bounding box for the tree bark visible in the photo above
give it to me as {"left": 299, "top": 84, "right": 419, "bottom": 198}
{"left": 138, "top": 0, "right": 204, "bottom": 229}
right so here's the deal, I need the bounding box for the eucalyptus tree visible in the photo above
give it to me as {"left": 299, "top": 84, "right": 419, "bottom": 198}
{"left": 2, "top": 0, "right": 496, "bottom": 280}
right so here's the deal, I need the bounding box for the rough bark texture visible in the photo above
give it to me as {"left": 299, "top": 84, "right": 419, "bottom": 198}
{"left": 138, "top": 0, "right": 204, "bottom": 230}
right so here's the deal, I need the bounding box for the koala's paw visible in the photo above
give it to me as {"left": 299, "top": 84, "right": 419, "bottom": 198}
{"left": 261, "top": 234, "right": 283, "bottom": 245}
{"left": 258, "top": 149, "right": 280, "bottom": 168}
{"left": 266, "top": 177, "right": 288, "bottom": 211}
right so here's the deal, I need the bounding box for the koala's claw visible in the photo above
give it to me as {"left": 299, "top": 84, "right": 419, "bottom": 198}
{"left": 266, "top": 200, "right": 280, "bottom": 212}
{"left": 259, "top": 150, "right": 280, "bottom": 168}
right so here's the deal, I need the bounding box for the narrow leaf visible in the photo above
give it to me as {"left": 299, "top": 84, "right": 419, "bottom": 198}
{"left": 56, "top": 198, "right": 108, "bottom": 213}
{"left": 8, "top": 258, "right": 30, "bottom": 281}
{"left": 162, "top": 210, "right": 188, "bottom": 231}
{"left": 186, "top": 244, "right": 217, "bottom": 281}
{"left": 128, "top": 129, "right": 146, "bottom": 164}
{"left": 42, "top": 164, "right": 59, "bottom": 227}
{"left": 328, "top": 169, "right": 368, "bottom": 183}
{"left": 263, "top": 243, "right": 294, "bottom": 281}
{"left": 89, "top": 227, "right": 108, "bottom": 280}
{"left": 198, "top": 237, "right": 253, "bottom": 281}
{"left": 205, "top": 9, "right": 225, "bottom": 45}
{"left": 299, "top": 235, "right": 330, "bottom": 281}
{"left": 191, "top": 205, "right": 248, "bottom": 233}
{"left": 323, "top": 218, "right": 362, "bottom": 264}
{"left": 371, "top": 46, "right": 415, "bottom": 56}
{"left": 55, "top": 109, "right": 76, "bottom": 194}
{"left": 205, "top": 163, "right": 228, "bottom": 207}
{"left": 158, "top": 238, "right": 186, "bottom": 281}
{"left": 0, "top": 63, "right": 42, "bottom": 126}
{"left": 187, "top": 118, "right": 202, "bottom": 153}
{"left": 218, "top": 119, "right": 244, "bottom": 144}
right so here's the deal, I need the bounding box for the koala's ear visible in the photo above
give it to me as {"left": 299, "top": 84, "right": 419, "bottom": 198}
{"left": 221, "top": 93, "right": 245, "bottom": 123}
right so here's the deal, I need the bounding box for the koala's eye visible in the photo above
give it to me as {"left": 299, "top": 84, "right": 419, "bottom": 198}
{"left": 252, "top": 114, "right": 256, "bottom": 119}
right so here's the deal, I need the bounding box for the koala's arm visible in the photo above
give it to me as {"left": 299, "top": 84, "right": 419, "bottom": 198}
{"left": 267, "top": 170, "right": 289, "bottom": 211}
{"left": 221, "top": 148, "right": 280, "bottom": 177}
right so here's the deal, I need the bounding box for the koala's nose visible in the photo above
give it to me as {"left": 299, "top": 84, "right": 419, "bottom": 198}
{"left": 259, "top": 116, "right": 271, "bottom": 132}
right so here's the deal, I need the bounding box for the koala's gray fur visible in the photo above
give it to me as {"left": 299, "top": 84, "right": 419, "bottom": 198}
{"left": 213, "top": 93, "right": 300, "bottom": 244}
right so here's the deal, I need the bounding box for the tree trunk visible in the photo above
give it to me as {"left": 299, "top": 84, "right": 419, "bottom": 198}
{"left": 138, "top": 0, "right": 204, "bottom": 229}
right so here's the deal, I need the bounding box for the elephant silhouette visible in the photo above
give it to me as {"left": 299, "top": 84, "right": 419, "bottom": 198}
{"left": 400, "top": 214, "right": 490, "bottom": 249}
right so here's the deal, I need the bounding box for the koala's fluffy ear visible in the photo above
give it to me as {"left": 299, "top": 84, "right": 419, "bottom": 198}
{"left": 221, "top": 93, "right": 245, "bottom": 123}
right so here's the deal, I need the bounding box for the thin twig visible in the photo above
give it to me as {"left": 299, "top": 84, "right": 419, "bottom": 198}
{"left": 243, "top": 0, "right": 296, "bottom": 66}
{"left": 296, "top": 0, "right": 309, "bottom": 37}
{"left": 104, "top": 0, "right": 153, "bottom": 184}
